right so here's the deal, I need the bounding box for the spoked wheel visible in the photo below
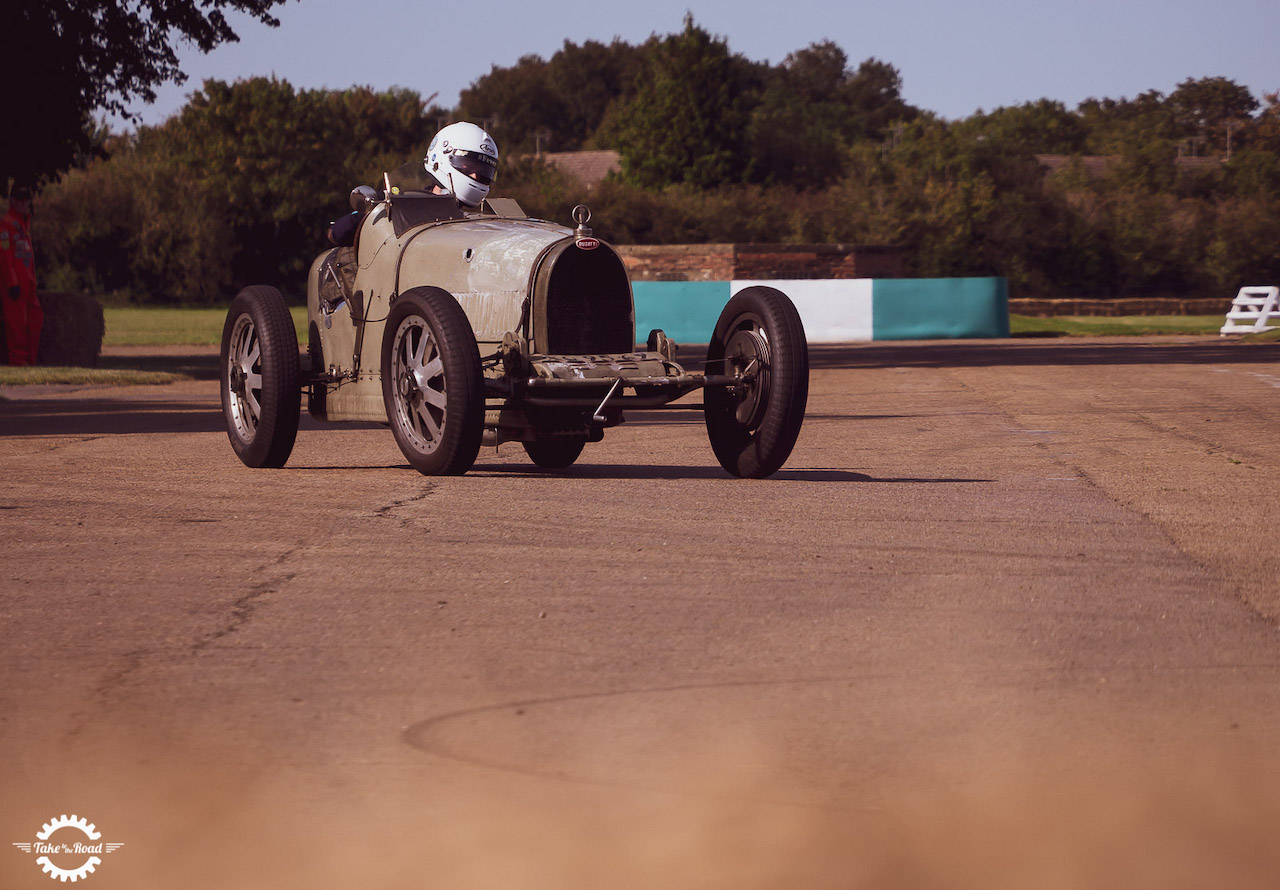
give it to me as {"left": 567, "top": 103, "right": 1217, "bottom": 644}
{"left": 704, "top": 286, "right": 809, "bottom": 478}
{"left": 381, "top": 287, "right": 484, "bottom": 476}
{"left": 523, "top": 438, "right": 586, "bottom": 469}
{"left": 220, "top": 285, "right": 301, "bottom": 468}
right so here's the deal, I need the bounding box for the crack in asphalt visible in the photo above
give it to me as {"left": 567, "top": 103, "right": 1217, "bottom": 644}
{"left": 190, "top": 567, "right": 297, "bottom": 654}
{"left": 1124, "top": 410, "right": 1267, "bottom": 463}
{"left": 63, "top": 548, "right": 301, "bottom": 742}
{"left": 373, "top": 483, "right": 438, "bottom": 524}
{"left": 0, "top": 435, "right": 108, "bottom": 457}
{"left": 65, "top": 647, "right": 153, "bottom": 741}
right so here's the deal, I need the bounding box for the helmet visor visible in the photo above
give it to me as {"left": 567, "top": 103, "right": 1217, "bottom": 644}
{"left": 450, "top": 150, "right": 497, "bottom": 185}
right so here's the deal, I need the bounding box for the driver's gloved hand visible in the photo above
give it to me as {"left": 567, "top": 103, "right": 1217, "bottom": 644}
{"left": 7, "top": 286, "right": 19, "bottom": 300}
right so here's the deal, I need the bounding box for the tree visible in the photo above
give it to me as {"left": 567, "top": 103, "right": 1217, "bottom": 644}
{"left": 458, "top": 55, "right": 562, "bottom": 154}
{"left": 1204, "top": 195, "right": 1280, "bottom": 291}
{"left": 459, "top": 39, "right": 646, "bottom": 154}
{"left": 1251, "top": 91, "right": 1280, "bottom": 152}
{"left": 2, "top": 0, "right": 287, "bottom": 187}
{"left": 1077, "top": 89, "right": 1177, "bottom": 154}
{"left": 963, "top": 100, "right": 1088, "bottom": 157}
{"left": 547, "top": 39, "right": 646, "bottom": 152}
{"left": 1167, "top": 76, "right": 1259, "bottom": 153}
{"left": 747, "top": 45, "right": 916, "bottom": 185}
{"left": 746, "top": 42, "right": 853, "bottom": 185}
{"left": 603, "top": 17, "right": 762, "bottom": 189}
{"left": 35, "top": 78, "right": 445, "bottom": 300}
{"left": 843, "top": 58, "right": 916, "bottom": 137}
{"left": 33, "top": 130, "right": 237, "bottom": 303}
{"left": 159, "top": 77, "right": 445, "bottom": 287}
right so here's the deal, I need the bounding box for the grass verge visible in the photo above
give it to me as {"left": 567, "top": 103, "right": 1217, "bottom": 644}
{"left": 6, "top": 310, "right": 1266, "bottom": 389}
{"left": 0, "top": 366, "right": 189, "bottom": 386}
{"left": 103, "top": 306, "right": 308, "bottom": 347}
{"left": 1009, "top": 315, "right": 1225, "bottom": 336}
{"left": 104, "top": 308, "right": 1234, "bottom": 345}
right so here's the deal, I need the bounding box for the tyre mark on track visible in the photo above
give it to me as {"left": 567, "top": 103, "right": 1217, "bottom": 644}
{"left": 404, "top": 677, "right": 877, "bottom": 810}
{"left": 403, "top": 664, "right": 1280, "bottom": 805}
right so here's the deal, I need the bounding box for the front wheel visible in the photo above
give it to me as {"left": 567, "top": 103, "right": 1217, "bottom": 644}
{"left": 220, "top": 285, "right": 301, "bottom": 468}
{"left": 704, "top": 286, "right": 809, "bottom": 478}
{"left": 381, "top": 287, "right": 485, "bottom": 476}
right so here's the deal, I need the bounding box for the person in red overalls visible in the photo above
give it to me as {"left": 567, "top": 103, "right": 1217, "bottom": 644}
{"left": 1, "top": 186, "right": 42, "bottom": 365}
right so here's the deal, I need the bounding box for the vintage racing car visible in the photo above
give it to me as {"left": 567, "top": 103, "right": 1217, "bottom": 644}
{"left": 219, "top": 166, "right": 809, "bottom": 477}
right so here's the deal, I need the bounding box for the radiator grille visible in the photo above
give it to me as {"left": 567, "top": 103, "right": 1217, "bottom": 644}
{"left": 538, "top": 244, "right": 634, "bottom": 354}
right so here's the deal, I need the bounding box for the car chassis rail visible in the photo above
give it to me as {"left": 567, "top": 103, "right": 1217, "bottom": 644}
{"left": 483, "top": 350, "right": 749, "bottom": 415}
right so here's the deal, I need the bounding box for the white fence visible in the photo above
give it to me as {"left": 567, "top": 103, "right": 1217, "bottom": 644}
{"left": 1220, "top": 286, "right": 1280, "bottom": 335}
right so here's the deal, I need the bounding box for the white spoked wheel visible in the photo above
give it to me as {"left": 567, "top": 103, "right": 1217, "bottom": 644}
{"left": 381, "top": 287, "right": 484, "bottom": 475}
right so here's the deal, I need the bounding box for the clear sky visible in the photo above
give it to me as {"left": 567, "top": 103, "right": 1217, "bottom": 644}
{"left": 118, "top": 0, "right": 1280, "bottom": 128}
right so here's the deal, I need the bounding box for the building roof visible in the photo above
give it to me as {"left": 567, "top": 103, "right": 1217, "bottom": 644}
{"left": 1037, "top": 153, "right": 1225, "bottom": 178}
{"left": 541, "top": 150, "right": 622, "bottom": 189}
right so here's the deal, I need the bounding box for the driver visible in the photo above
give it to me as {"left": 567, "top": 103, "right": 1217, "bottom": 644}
{"left": 326, "top": 121, "right": 500, "bottom": 246}
{"left": 423, "top": 121, "right": 499, "bottom": 208}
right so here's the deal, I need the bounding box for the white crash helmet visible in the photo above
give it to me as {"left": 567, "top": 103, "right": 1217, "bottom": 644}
{"left": 424, "top": 122, "right": 499, "bottom": 208}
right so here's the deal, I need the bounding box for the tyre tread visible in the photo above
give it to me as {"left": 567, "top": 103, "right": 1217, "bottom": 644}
{"left": 704, "top": 287, "right": 808, "bottom": 478}
{"left": 220, "top": 285, "right": 301, "bottom": 468}
{"left": 381, "top": 287, "right": 484, "bottom": 476}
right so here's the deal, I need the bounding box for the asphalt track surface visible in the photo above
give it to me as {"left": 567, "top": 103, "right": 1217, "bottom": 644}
{"left": 3, "top": 336, "right": 1279, "bottom": 889}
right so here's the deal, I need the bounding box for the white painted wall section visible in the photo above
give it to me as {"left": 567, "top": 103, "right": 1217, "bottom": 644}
{"left": 731, "top": 279, "right": 874, "bottom": 343}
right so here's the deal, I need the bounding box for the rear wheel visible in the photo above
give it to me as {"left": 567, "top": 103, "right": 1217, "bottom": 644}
{"left": 522, "top": 438, "right": 586, "bottom": 469}
{"left": 381, "top": 287, "right": 484, "bottom": 475}
{"left": 220, "top": 285, "right": 301, "bottom": 468}
{"left": 704, "top": 286, "right": 808, "bottom": 478}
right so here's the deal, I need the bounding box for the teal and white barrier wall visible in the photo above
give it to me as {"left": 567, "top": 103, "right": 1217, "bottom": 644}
{"left": 632, "top": 277, "right": 1009, "bottom": 344}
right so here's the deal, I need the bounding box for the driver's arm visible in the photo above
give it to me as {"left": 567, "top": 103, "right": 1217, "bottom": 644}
{"left": 327, "top": 212, "right": 359, "bottom": 247}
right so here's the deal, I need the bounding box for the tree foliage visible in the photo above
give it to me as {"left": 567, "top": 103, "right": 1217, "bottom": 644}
{"left": 3, "top": 0, "right": 288, "bottom": 188}
{"left": 28, "top": 18, "right": 1280, "bottom": 304}
{"left": 1168, "top": 76, "right": 1259, "bottom": 153}
{"left": 603, "top": 17, "right": 764, "bottom": 189}
{"left": 747, "top": 46, "right": 916, "bottom": 186}
{"left": 458, "top": 40, "right": 645, "bottom": 154}
{"left": 36, "top": 79, "right": 447, "bottom": 302}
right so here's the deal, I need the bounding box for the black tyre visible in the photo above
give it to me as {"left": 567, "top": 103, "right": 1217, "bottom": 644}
{"left": 220, "top": 285, "right": 301, "bottom": 468}
{"left": 522, "top": 438, "right": 586, "bottom": 469}
{"left": 381, "top": 287, "right": 484, "bottom": 476}
{"left": 704, "top": 286, "right": 809, "bottom": 478}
